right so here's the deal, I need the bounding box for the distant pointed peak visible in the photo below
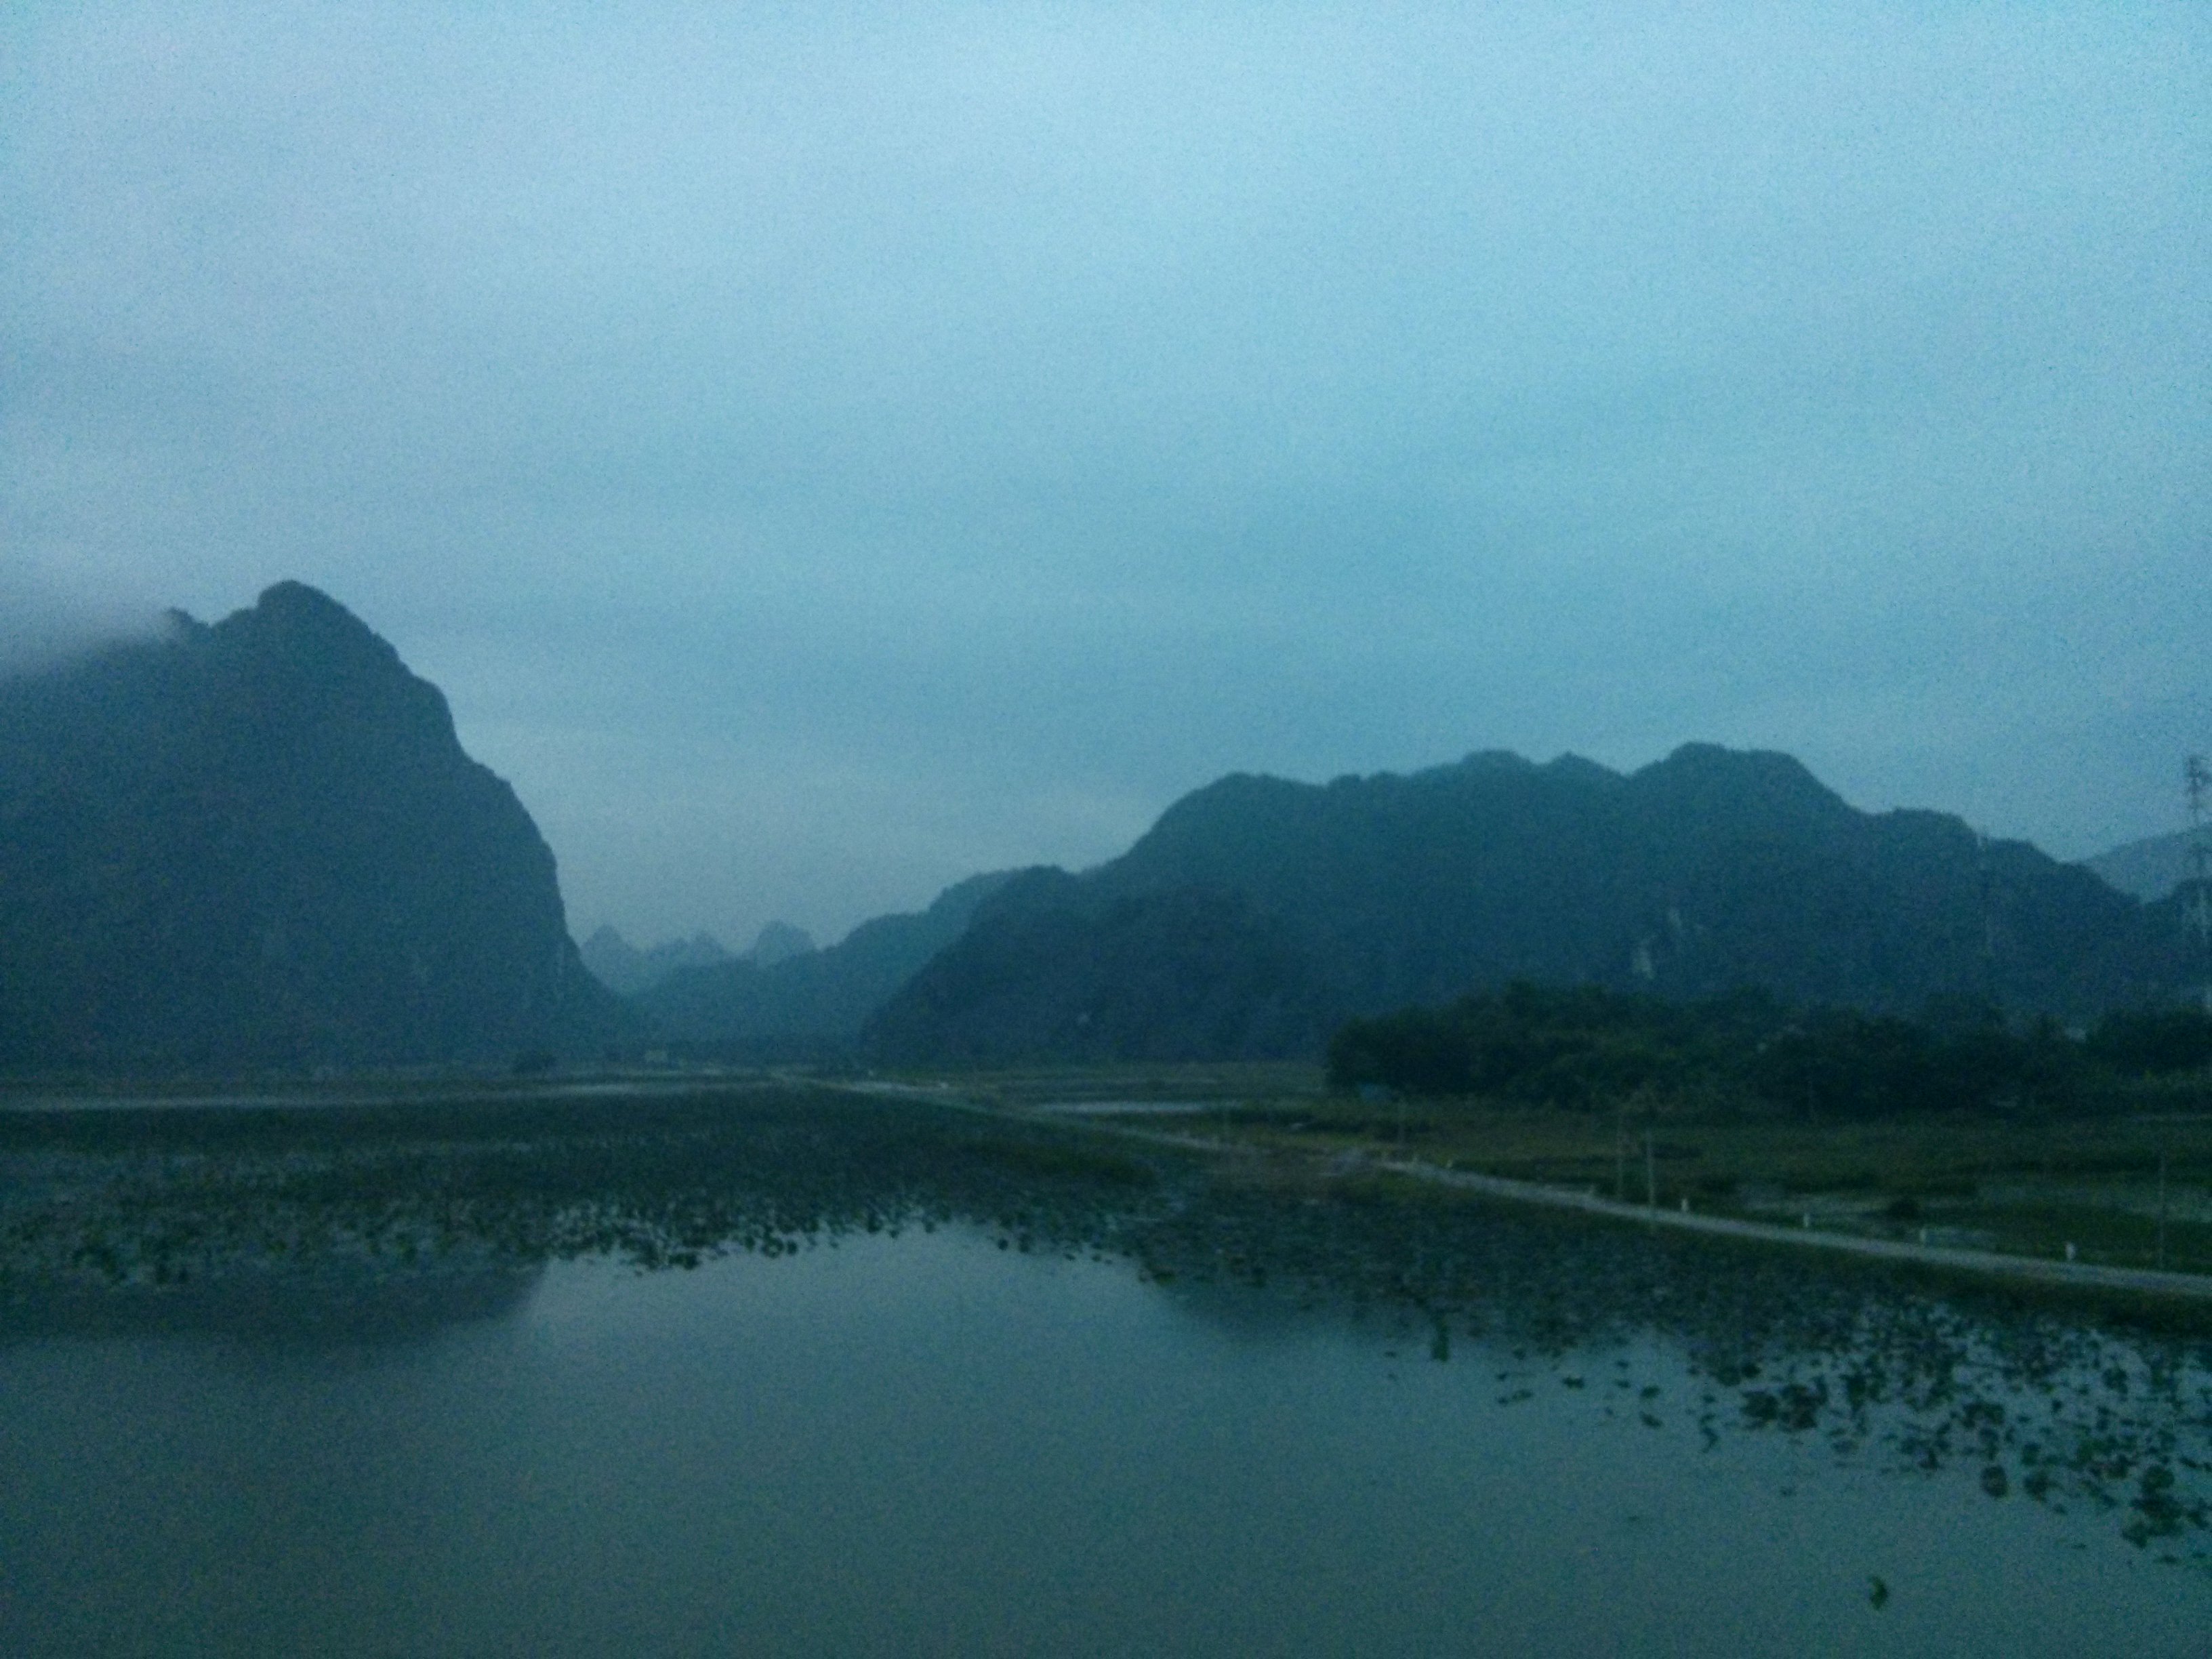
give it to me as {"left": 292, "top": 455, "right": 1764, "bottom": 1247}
{"left": 1454, "top": 748, "right": 1535, "bottom": 772}
{"left": 748, "top": 920, "right": 817, "bottom": 966}
{"left": 1542, "top": 752, "right": 1623, "bottom": 787}
{"left": 208, "top": 580, "right": 405, "bottom": 674}
{"left": 1635, "top": 742, "right": 1847, "bottom": 815}
{"left": 1647, "top": 741, "right": 1824, "bottom": 783}
{"left": 258, "top": 578, "right": 347, "bottom": 611}
{"left": 251, "top": 581, "right": 380, "bottom": 638}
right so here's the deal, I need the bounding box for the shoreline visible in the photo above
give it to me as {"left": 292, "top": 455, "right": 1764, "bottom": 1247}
{"left": 9, "top": 1071, "right": 2209, "bottom": 1305}
{"left": 871, "top": 1084, "right": 2212, "bottom": 1305}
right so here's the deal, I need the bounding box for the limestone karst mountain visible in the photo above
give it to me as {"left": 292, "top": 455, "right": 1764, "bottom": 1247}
{"left": 0, "top": 582, "right": 628, "bottom": 1071}
{"left": 866, "top": 745, "right": 2190, "bottom": 1065}
{"left": 744, "top": 920, "right": 817, "bottom": 968}
{"left": 582, "top": 920, "right": 814, "bottom": 1000}
{"left": 636, "top": 872, "right": 1011, "bottom": 1055}
{"left": 579, "top": 926, "right": 732, "bottom": 998}
{"left": 2086, "top": 827, "right": 2205, "bottom": 903}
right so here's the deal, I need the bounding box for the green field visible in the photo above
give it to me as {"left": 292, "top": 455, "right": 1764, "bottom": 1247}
{"left": 9, "top": 1060, "right": 2211, "bottom": 1284}
{"left": 929, "top": 1061, "right": 2212, "bottom": 1277}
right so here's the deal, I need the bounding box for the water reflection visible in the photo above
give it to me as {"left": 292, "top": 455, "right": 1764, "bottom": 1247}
{"left": 0, "top": 1260, "right": 541, "bottom": 1347}
{"left": 3, "top": 1086, "right": 2208, "bottom": 1561}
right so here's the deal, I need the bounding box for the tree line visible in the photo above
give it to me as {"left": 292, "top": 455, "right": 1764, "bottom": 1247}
{"left": 1326, "top": 982, "right": 2212, "bottom": 1115}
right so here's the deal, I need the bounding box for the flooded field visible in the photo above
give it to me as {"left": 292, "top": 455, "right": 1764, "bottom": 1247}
{"left": 3, "top": 1086, "right": 2209, "bottom": 1655}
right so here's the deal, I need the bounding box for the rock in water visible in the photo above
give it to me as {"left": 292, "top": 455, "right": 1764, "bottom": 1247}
{"left": 0, "top": 581, "right": 623, "bottom": 1072}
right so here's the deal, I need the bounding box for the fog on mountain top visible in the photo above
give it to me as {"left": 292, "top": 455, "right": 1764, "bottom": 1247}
{"left": 3, "top": 19, "right": 2212, "bottom": 1652}
{"left": 2, "top": 3, "right": 2207, "bottom": 950}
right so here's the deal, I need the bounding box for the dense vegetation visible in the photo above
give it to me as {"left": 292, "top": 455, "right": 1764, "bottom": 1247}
{"left": 1327, "top": 981, "right": 2212, "bottom": 1115}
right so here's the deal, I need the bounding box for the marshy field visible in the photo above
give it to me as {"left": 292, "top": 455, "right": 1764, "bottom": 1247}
{"left": 959, "top": 1063, "right": 2212, "bottom": 1279}
{"left": 4, "top": 1076, "right": 2211, "bottom": 1654}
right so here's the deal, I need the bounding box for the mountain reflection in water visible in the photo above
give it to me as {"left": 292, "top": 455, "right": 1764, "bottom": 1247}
{"left": 2, "top": 1086, "right": 2209, "bottom": 1654}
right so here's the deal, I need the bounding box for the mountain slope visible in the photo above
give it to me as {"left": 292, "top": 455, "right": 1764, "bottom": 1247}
{"left": 2087, "top": 829, "right": 2205, "bottom": 903}
{"left": 0, "top": 582, "right": 626, "bottom": 1071}
{"left": 867, "top": 745, "right": 2186, "bottom": 1064}
{"left": 580, "top": 927, "right": 731, "bottom": 998}
{"left": 637, "top": 872, "right": 1015, "bottom": 1052}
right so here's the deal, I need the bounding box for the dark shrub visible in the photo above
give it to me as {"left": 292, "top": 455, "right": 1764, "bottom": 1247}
{"left": 2086, "top": 1007, "right": 2212, "bottom": 1076}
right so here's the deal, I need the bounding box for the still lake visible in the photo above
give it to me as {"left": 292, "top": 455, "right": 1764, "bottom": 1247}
{"left": 1, "top": 1089, "right": 2207, "bottom": 1656}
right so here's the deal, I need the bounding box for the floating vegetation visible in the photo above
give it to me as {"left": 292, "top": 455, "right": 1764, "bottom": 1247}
{"left": 2, "top": 1084, "right": 2209, "bottom": 1559}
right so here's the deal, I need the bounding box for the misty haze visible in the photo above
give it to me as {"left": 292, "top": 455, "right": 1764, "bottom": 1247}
{"left": 3, "top": 6, "right": 2210, "bottom": 1656}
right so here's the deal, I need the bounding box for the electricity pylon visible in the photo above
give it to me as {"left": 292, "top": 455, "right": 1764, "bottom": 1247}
{"left": 2187, "top": 754, "right": 2212, "bottom": 1006}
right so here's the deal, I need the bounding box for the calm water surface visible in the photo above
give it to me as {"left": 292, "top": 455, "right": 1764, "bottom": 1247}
{"left": 1, "top": 1092, "right": 2207, "bottom": 1655}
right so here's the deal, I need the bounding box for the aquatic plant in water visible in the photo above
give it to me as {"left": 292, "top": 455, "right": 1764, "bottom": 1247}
{"left": 1, "top": 1086, "right": 2206, "bottom": 1560}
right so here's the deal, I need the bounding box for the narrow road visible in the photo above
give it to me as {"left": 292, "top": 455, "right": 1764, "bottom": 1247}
{"left": 1357, "top": 1151, "right": 2212, "bottom": 1302}
{"left": 842, "top": 1081, "right": 2212, "bottom": 1305}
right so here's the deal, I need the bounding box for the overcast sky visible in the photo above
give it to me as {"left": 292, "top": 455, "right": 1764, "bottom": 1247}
{"left": 4, "top": 3, "right": 2207, "bottom": 947}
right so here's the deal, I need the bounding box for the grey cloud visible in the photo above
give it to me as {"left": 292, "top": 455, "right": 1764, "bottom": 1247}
{"left": 3, "top": 2, "right": 2207, "bottom": 942}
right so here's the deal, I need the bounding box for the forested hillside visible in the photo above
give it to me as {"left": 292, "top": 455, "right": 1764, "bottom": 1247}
{"left": 867, "top": 745, "right": 2191, "bottom": 1064}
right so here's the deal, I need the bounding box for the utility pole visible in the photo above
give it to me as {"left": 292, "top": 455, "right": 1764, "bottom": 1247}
{"left": 2188, "top": 755, "right": 2212, "bottom": 1008}
{"left": 1977, "top": 830, "right": 1999, "bottom": 1006}
{"left": 2158, "top": 1148, "right": 2170, "bottom": 1272}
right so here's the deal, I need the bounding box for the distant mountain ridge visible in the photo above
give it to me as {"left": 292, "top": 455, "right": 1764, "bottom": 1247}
{"left": 746, "top": 921, "right": 817, "bottom": 968}
{"left": 636, "top": 872, "right": 1014, "bottom": 1054}
{"left": 867, "top": 745, "right": 2190, "bottom": 1065}
{"left": 0, "top": 582, "right": 627, "bottom": 1071}
{"left": 18, "top": 591, "right": 2186, "bottom": 1077}
{"left": 581, "top": 920, "right": 819, "bottom": 998}
{"left": 2086, "top": 828, "right": 2207, "bottom": 903}
{"left": 581, "top": 928, "right": 732, "bottom": 998}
